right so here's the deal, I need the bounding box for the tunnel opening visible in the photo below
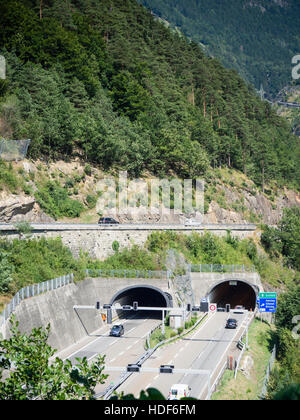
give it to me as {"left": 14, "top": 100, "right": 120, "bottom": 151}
{"left": 110, "top": 285, "right": 171, "bottom": 320}
{"left": 208, "top": 280, "right": 257, "bottom": 311}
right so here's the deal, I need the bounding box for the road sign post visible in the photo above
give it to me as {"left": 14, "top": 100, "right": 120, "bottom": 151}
{"left": 209, "top": 303, "right": 217, "bottom": 313}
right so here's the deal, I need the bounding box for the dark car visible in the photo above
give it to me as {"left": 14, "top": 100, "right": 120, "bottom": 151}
{"left": 225, "top": 319, "right": 238, "bottom": 329}
{"left": 109, "top": 325, "right": 124, "bottom": 337}
{"left": 98, "top": 217, "right": 119, "bottom": 225}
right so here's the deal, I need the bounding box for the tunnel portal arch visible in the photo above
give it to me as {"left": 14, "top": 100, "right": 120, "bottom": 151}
{"left": 109, "top": 285, "right": 172, "bottom": 322}
{"left": 207, "top": 279, "right": 258, "bottom": 311}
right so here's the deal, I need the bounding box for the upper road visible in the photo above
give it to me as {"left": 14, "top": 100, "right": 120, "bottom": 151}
{"left": 0, "top": 223, "right": 257, "bottom": 231}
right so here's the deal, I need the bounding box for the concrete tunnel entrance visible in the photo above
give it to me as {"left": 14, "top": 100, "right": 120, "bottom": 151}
{"left": 207, "top": 280, "right": 257, "bottom": 311}
{"left": 108, "top": 285, "right": 172, "bottom": 322}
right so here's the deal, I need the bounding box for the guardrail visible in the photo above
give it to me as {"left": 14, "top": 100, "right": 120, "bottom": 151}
{"left": 85, "top": 268, "right": 169, "bottom": 280}
{"left": 190, "top": 264, "right": 256, "bottom": 273}
{"left": 0, "top": 274, "right": 74, "bottom": 330}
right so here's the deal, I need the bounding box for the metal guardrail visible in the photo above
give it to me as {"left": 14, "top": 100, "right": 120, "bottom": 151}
{"left": 190, "top": 264, "right": 256, "bottom": 273}
{"left": 0, "top": 273, "right": 74, "bottom": 329}
{"left": 85, "top": 268, "right": 169, "bottom": 280}
{"left": 260, "top": 345, "right": 276, "bottom": 399}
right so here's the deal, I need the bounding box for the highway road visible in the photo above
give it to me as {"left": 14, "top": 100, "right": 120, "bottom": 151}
{"left": 55, "top": 313, "right": 162, "bottom": 394}
{"left": 54, "top": 310, "right": 251, "bottom": 399}
{"left": 112, "top": 311, "right": 250, "bottom": 399}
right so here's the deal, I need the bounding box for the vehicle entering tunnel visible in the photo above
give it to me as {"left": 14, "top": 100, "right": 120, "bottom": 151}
{"left": 208, "top": 280, "right": 257, "bottom": 311}
{"left": 110, "top": 285, "right": 171, "bottom": 320}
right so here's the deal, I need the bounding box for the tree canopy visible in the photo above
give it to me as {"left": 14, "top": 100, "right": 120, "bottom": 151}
{"left": 0, "top": 0, "right": 299, "bottom": 189}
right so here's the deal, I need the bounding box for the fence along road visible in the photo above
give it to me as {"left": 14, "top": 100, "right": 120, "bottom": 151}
{"left": 0, "top": 274, "right": 74, "bottom": 332}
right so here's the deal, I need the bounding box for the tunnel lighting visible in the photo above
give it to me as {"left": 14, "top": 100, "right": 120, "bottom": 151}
{"left": 160, "top": 365, "right": 174, "bottom": 374}
{"left": 127, "top": 364, "right": 141, "bottom": 372}
{"left": 200, "top": 302, "right": 209, "bottom": 312}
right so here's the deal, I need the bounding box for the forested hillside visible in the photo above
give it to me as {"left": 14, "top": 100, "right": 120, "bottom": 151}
{"left": 0, "top": 0, "right": 300, "bottom": 191}
{"left": 140, "top": 0, "right": 300, "bottom": 97}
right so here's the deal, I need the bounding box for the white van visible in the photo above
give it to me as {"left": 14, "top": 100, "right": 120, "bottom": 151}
{"left": 168, "top": 384, "right": 191, "bottom": 400}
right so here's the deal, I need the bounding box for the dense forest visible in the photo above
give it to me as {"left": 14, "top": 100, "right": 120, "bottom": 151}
{"left": 140, "top": 0, "right": 300, "bottom": 97}
{"left": 0, "top": 0, "right": 299, "bottom": 190}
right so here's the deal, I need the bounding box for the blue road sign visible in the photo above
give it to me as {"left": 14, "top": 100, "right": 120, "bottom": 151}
{"left": 259, "top": 298, "right": 277, "bottom": 313}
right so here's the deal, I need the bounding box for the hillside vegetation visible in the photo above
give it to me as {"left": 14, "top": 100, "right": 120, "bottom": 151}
{"left": 140, "top": 0, "right": 300, "bottom": 97}
{"left": 0, "top": 0, "right": 299, "bottom": 192}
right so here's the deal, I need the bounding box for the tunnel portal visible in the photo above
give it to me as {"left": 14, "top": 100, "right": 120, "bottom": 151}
{"left": 110, "top": 285, "right": 171, "bottom": 320}
{"left": 208, "top": 280, "right": 257, "bottom": 311}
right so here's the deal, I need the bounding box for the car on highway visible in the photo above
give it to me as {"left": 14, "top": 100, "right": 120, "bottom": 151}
{"left": 168, "top": 384, "right": 191, "bottom": 400}
{"left": 225, "top": 319, "right": 238, "bottom": 329}
{"left": 98, "top": 217, "right": 119, "bottom": 225}
{"left": 184, "top": 219, "right": 202, "bottom": 226}
{"left": 109, "top": 324, "right": 124, "bottom": 337}
{"left": 233, "top": 305, "right": 245, "bottom": 314}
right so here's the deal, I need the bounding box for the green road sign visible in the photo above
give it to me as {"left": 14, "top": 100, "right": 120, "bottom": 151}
{"left": 259, "top": 292, "right": 277, "bottom": 299}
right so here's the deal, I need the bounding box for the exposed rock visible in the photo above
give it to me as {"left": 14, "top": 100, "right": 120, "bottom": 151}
{"left": 240, "top": 355, "right": 254, "bottom": 379}
{"left": 0, "top": 194, "right": 54, "bottom": 223}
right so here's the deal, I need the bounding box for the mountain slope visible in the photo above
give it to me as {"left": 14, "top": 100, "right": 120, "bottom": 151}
{"left": 0, "top": 0, "right": 299, "bottom": 190}
{"left": 140, "top": 0, "right": 300, "bottom": 97}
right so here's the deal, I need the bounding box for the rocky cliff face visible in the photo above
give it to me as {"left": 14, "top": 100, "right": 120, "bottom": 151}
{"left": 0, "top": 193, "right": 53, "bottom": 223}
{"left": 205, "top": 187, "right": 300, "bottom": 225}
{"left": 0, "top": 160, "right": 299, "bottom": 225}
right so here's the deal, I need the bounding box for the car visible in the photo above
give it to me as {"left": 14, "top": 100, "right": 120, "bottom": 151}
{"left": 168, "top": 384, "right": 191, "bottom": 400}
{"left": 98, "top": 217, "right": 119, "bottom": 225}
{"left": 184, "top": 219, "right": 202, "bottom": 226}
{"left": 233, "top": 305, "right": 245, "bottom": 314}
{"left": 109, "top": 324, "right": 124, "bottom": 337}
{"left": 225, "top": 319, "right": 238, "bottom": 329}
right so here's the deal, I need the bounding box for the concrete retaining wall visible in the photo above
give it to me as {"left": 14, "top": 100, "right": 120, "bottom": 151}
{"left": 3, "top": 276, "right": 170, "bottom": 351}
{"left": 0, "top": 224, "right": 258, "bottom": 260}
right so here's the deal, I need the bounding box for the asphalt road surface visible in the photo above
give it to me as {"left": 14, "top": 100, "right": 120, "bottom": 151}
{"left": 55, "top": 313, "right": 161, "bottom": 394}
{"left": 113, "top": 311, "right": 250, "bottom": 399}
{"left": 54, "top": 310, "right": 250, "bottom": 399}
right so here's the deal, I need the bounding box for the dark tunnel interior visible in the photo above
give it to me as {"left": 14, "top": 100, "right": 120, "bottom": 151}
{"left": 111, "top": 286, "right": 170, "bottom": 319}
{"left": 208, "top": 281, "right": 257, "bottom": 310}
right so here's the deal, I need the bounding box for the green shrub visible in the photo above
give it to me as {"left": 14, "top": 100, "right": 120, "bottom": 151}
{"left": 112, "top": 240, "right": 120, "bottom": 253}
{"left": 84, "top": 164, "right": 92, "bottom": 176}
{"left": 0, "top": 160, "right": 19, "bottom": 192}
{"left": 0, "top": 237, "right": 84, "bottom": 293}
{"left": 35, "top": 181, "right": 84, "bottom": 219}
{"left": 86, "top": 194, "right": 97, "bottom": 209}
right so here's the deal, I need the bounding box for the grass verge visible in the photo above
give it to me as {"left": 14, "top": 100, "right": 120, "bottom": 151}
{"left": 211, "top": 318, "right": 276, "bottom": 400}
